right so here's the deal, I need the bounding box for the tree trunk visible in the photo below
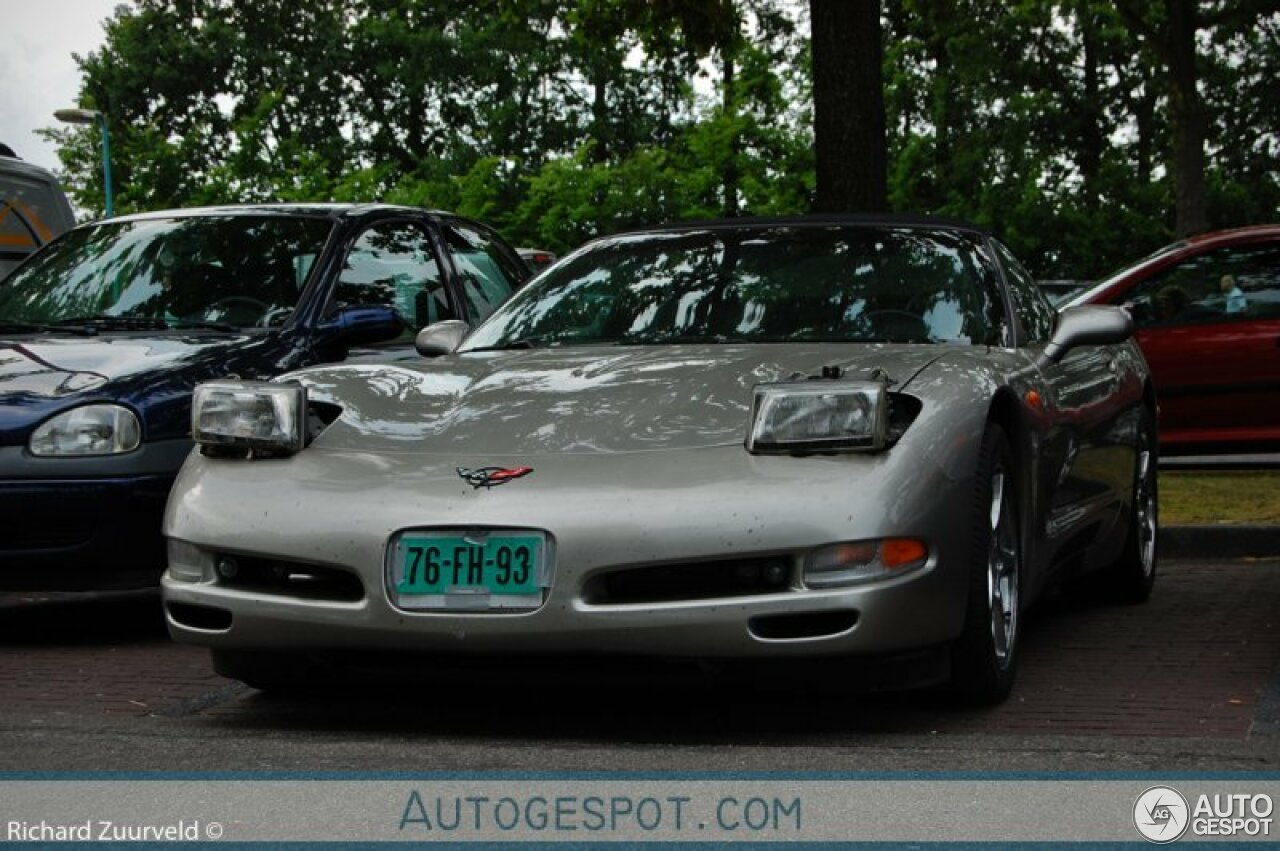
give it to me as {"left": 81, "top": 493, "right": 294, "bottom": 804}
{"left": 1133, "top": 77, "right": 1157, "bottom": 185}
{"left": 589, "top": 61, "right": 609, "bottom": 164}
{"left": 925, "top": 8, "right": 955, "bottom": 210}
{"left": 1165, "top": 0, "right": 1208, "bottom": 236}
{"left": 721, "top": 49, "right": 740, "bottom": 217}
{"left": 810, "top": 0, "right": 887, "bottom": 213}
{"left": 1078, "top": 0, "right": 1102, "bottom": 213}
{"left": 1116, "top": 0, "right": 1210, "bottom": 236}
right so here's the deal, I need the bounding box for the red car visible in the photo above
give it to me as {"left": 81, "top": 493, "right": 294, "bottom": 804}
{"left": 1072, "top": 225, "right": 1280, "bottom": 455}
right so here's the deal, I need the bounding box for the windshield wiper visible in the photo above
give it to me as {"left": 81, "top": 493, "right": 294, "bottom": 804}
{"left": 54, "top": 315, "right": 169, "bottom": 331}
{"left": 172, "top": 319, "right": 239, "bottom": 332}
{"left": 465, "top": 336, "right": 551, "bottom": 352}
{"left": 53, "top": 315, "right": 241, "bottom": 333}
{"left": 1, "top": 319, "right": 104, "bottom": 336}
{"left": 465, "top": 335, "right": 633, "bottom": 352}
{"left": 625, "top": 334, "right": 746, "bottom": 346}
{"left": 0, "top": 320, "right": 56, "bottom": 333}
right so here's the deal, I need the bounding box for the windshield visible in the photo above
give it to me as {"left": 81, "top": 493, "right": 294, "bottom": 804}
{"left": 462, "top": 225, "right": 1003, "bottom": 351}
{"left": 0, "top": 215, "right": 334, "bottom": 329}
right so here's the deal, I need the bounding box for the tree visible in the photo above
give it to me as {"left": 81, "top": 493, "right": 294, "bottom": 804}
{"left": 1202, "top": 2, "right": 1280, "bottom": 228}
{"left": 810, "top": 0, "right": 886, "bottom": 212}
{"left": 1116, "top": 0, "right": 1280, "bottom": 237}
{"left": 46, "top": 0, "right": 1279, "bottom": 275}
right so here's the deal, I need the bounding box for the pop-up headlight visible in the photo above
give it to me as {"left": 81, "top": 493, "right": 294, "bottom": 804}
{"left": 192, "top": 380, "right": 306, "bottom": 457}
{"left": 746, "top": 380, "right": 888, "bottom": 454}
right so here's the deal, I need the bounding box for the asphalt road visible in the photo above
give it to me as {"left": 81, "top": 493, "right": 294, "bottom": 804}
{"left": 2, "top": 557, "right": 1278, "bottom": 774}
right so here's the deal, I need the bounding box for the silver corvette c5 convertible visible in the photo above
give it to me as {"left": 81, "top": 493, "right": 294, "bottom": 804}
{"left": 162, "top": 216, "right": 1155, "bottom": 704}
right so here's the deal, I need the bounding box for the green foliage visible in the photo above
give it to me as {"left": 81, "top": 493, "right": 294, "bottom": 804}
{"left": 49, "top": 0, "right": 1278, "bottom": 279}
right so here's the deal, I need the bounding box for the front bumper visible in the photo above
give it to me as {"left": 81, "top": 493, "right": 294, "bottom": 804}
{"left": 162, "top": 443, "right": 979, "bottom": 659}
{"left": 0, "top": 440, "right": 192, "bottom": 590}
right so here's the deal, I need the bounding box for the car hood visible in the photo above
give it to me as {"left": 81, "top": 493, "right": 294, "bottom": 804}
{"left": 0, "top": 333, "right": 256, "bottom": 441}
{"left": 298, "top": 343, "right": 946, "bottom": 455}
{"left": 0, "top": 334, "right": 256, "bottom": 396}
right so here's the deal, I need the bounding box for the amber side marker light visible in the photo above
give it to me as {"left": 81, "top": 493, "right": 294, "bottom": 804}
{"left": 880, "top": 538, "right": 928, "bottom": 568}
{"left": 804, "top": 538, "right": 929, "bottom": 588}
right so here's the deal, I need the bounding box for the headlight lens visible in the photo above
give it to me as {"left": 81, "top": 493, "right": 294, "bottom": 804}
{"left": 805, "top": 538, "right": 928, "bottom": 588}
{"left": 746, "top": 380, "right": 888, "bottom": 454}
{"left": 192, "top": 380, "right": 306, "bottom": 457}
{"left": 29, "top": 404, "right": 141, "bottom": 457}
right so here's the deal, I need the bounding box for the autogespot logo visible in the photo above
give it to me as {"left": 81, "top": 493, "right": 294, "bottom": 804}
{"left": 1134, "top": 786, "right": 1191, "bottom": 843}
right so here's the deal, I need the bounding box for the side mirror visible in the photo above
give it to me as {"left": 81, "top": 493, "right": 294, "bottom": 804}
{"left": 317, "top": 304, "right": 403, "bottom": 346}
{"left": 1037, "top": 305, "right": 1133, "bottom": 367}
{"left": 415, "top": 319, "right": 471, "bottom": 357}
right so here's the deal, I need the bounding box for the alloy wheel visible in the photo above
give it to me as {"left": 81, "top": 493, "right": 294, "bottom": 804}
{"left": 1135, "top": 439, "right": 1157, "bottom": 579}
{"left": 987, "top": 467, "right": 1019, "bottom": 667}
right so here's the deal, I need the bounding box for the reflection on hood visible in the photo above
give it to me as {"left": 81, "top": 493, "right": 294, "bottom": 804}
{"left": 0, "top": 334, "right": 251, "bottom": 400}
{"left": 296, "top": 343, "right": 943, "bottom": 455}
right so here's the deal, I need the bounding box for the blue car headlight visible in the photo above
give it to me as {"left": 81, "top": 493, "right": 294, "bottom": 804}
{"left": 745, "top": 380, "right": 888, "bottom": 454}
{"left": 29, "top": 403, "right": 142, "bottom": 457}
{"left": 192, "top": 380, "right": 306, "bottom": 457}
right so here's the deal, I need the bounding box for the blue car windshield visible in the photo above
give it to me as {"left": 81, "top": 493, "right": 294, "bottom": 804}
{"left": 0, "top": 215, "right": 334, "bottom": 329}
{"left": 463, "top": 225, "right": 1004, "bottom": 350}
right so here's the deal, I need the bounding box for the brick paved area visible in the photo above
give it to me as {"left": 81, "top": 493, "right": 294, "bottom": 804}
{"left": 2, "top": 559, "right": 1278, "bottom": 740}
{"left": 0, "top": 592, "right": 221, "bottom": 718}
{"left": 946, "top": 557, "right": 1280, "bottom": 738}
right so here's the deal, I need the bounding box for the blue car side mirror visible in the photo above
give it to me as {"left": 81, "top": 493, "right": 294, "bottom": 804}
{"left": 317, "top": 304, "right": 403, "bottom": 346}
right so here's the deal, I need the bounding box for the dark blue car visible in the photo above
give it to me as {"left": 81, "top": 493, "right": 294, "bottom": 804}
{"left": 0, "top": 203, "right": 528, "bottom": 589}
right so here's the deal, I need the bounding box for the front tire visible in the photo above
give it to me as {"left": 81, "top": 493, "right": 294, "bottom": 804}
{"left": 1110, "top": 409, "right": 1158, "bottom": 603}
{"left": 950, "top": 424, "right": 1021, "bottom": 705}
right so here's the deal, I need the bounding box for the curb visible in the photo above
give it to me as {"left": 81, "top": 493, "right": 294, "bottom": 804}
{"left": 1159, "top": 525, "right": 1280, "bottom": 559}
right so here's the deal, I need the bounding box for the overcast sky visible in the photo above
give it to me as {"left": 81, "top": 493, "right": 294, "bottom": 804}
{"left": 0, "top": 0, "right": 120, "bottom": 171}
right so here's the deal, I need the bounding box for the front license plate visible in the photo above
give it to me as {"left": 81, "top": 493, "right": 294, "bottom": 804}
{"left": 388, "top": 530, "right": 548, "bottom": 611}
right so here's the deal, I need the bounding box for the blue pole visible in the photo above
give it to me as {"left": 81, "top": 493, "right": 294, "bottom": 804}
{"left": 99, "top": 115, "right": 114, "bottom": 218}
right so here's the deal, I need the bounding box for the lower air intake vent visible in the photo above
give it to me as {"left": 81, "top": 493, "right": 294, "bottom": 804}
{"left": 166, "top": 602, "right": 232, "bottom": 631}
{"left": 583, "top": 557, "right": 792, "bottom": 605}
{"left": 213, "top": 555, "right": 364, "bottom": 602}
{"left": 748, "top": 610, "right": 859, "bottom": 640}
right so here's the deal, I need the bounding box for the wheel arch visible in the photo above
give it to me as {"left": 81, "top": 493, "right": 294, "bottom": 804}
{"left": 986, "top": 387, "right": 1043, "bottom": 602}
